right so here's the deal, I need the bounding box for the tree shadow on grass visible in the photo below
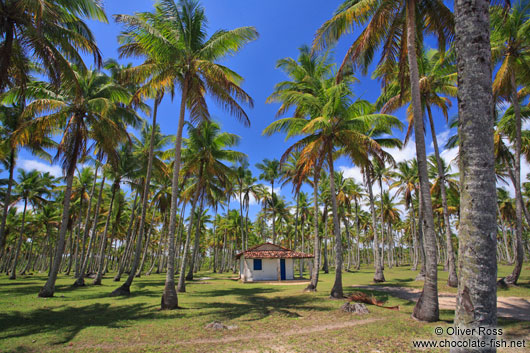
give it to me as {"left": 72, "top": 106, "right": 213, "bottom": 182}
{"left": 0, "top": 302, "right": 168, "bottom": 345}
{"left": 189, "top": 286, "right": 330, "bottom": 321}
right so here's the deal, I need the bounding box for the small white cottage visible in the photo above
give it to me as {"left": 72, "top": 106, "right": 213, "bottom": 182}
{"left": 236, "top": 243, "right": 314, "bottom": 282}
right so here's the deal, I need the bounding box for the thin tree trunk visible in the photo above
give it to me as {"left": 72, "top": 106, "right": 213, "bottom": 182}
{"left": 406, "top": 0, "right": 439, "bottom": 322}
{"left": 0, "top": 150, "right": 15, "bottom": 255}
{"left": 39, "top": 168, "right": 76, "bottom": 297}
{"left": 111, "top": 96, "right": 160, "bottom": 296}
{"left": 94, "top": 183, "right": 117, "bottom": 285}
{"left": 74, "top": 174, "right": 106, "bottom": 286}
{"left": 305, "top": 170, "right": 320, "bottom": 292}
{"left": 329, "top": 154, "right": 344, "bottom": 298}
{"left": 115, "top": 189, "right": 139, "bottom": 281}
{"left": 366, "top": 167, "right": 384, "bottom": 282}
{"left": 452, "top": 0, "right": 497, "bottom": 348}
{"left": 9, "top": 199, "right": 27, "bottom": 279}
{"left": 505, "top": 70, "right": 524, "bottom": 285}
{"left": 426, "top": 106, "right": 458, "bottom": 287}
{"left": 186, "top": 194, "right": 204, "bottom": 281}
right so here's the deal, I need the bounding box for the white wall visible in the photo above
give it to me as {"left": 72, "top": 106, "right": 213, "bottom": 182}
{"left": 240, "top": 257, "right": 296, "bottom": 281}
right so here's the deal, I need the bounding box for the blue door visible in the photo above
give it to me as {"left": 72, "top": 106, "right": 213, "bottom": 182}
{"left": 280, "top": 259, "right": 286, "bottom": 280}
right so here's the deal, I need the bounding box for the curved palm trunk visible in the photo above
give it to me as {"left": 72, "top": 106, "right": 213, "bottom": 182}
{"left": 305, "top": 171, "right": 320, "bottom": 292}
{"left": 9, "top": 198, "right": 27, "bottom": 279}
{"left": 111, "top": 97, "right": 160, "bottom": 296}
{"left": 406, "top": 0, "right": 439, "bottom": 322}
{"left": 74, "top": 174, "right": 106, "bottom": 286}
{"left": 162, "top": 80, "right": 191, "bottom": 308}
{"left": 0, "top": 150, "right": 15, "bottom": 255}
{"left": 426, "top": 106, "right": 458, "bottom": 287}
{"left": 39, "top": 168, "right": 75, "bottom": 297}
{"left": 329, "top": 154, "right": 344, "bottom": 298}
{"left": 505, "top": 71, "right": 524, "bottom": 285}
{"left": 366, "top": 167, "right": 385, "bottom": 282}
{"left": 137, "top": 204, "right": 156, "bottom": 277}
{"left": 94, "top": 183, "right": 117, "bottom": 285}
{"left": 452, "top": 0, "right": 498, "bottom": 348}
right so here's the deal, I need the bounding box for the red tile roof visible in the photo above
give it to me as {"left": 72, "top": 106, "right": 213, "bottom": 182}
{"left": 235, "top": 243, "right": 314, "bottom": 259}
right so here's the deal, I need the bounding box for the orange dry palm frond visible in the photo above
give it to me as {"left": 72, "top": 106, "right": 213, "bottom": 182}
{"left": 348, "top": 291, "right": 400, "bottom": 310}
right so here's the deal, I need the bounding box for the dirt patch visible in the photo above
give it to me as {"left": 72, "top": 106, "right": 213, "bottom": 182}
{"left": 353, "top": 285, "right": 530, "bottom": 321}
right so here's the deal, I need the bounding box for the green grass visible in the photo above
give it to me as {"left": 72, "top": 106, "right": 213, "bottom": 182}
{"left": 0, "top": 265, "right": 528, "bottom": 352}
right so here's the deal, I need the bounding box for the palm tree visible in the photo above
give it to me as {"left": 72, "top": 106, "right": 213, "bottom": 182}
{"left": 0, "top": 98, "right": 55, "bottom": 256}
{"left": 453, "top": 0, "right": 498, "bottom": 342}
{"left": 115, "top": 0, "right": 257, "bottom": 309}
{"left": 8, "top": 169, "right": 51, "bottom": 279}
{"left": 0, "top": 0, "right": 107, "bottom": 90}
{"left": 255, "top": 158, "right": 281, "bottom": 243}
{"left": 490, "top": 1, "right": 530, "bottom": 285}
{"left": 265, "top": 50, "right": 402, "bottom": 298}
{"left": 178, "top": 120, "right": 245, "bottom": 289}
{"left": 314, "top": 0, "right": 454, "bottom": 322}
{"left": 17, "top": 68, "right": 139, "bottom": 297}
{"left": 375, "top": 49, "right": 459, "bottom": 286}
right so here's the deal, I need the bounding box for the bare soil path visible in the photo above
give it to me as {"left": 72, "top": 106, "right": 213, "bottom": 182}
{"left": 352, "top": 285, "right": 530, "bottom": 321}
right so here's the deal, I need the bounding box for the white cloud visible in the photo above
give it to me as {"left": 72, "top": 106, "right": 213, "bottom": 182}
{"left": 431, "top": 129, "right": 452, "bottom": 150}
{"left": 383, "top": 140, "right": 417, "bottom": 164}
{"left": 339, "top": 165, "right": 363, "bottom": 185}
{"left": 20, "top": 159, "right": 62, "bottom": 178}
{"left": 440, "top": 147, "right": 459, "bottom": 170}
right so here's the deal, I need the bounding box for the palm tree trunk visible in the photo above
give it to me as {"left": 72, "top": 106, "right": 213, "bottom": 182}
{"left": 0, "top": 150, "right": 16, "bottom": 254}
{"left": 177, "top": 171, "right": 202, "bottom": 292}
{"left": 111, "top": 96, "right": 160, "bottom": 296}
{"left": 329, "top": 153, "right": 344, "bottom": 298}
{"left": 9, "top": 199, "right": 27, "bottom": 279}
{"left": 76, "top": 166, "right": 99, "bottom": 278}
{"left": 305, "top": 170, "right": 320, "bottom": 292}
{"left": 115, "top": 189, "right": 139, "bottom": 281}
{"left": 162, "top": 81, "right": 189, "bottom": 308}
{"left": 452, "top": 0, "right": 498, "bottom": 347}
{"left": 39, "top": 168, "right": 76, "bottom": 297}
{"left": 505, "top": 70, "right": 524, "bottom": 285}
{"left": 74, "top": 173, "right": 106, "bottom": 286}
{"left": 137, "top": 203, "right": 156, "bottom": 277}
{"left": 94, "top": 183, "right": 117, "bottom": 285}
{"left": 365, "top": 167, "right": 385, "bottom": 282}
{"left": 186, "top": 194, "right": 204, "bottom": 281}
{"left": 426, "top": 106, "right": 458, "bottom": 287}
{"left": 406, "top": 0, "right": 439, "bottom": 322}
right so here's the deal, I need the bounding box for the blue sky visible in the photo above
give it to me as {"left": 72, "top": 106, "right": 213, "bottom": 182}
{"left": 13, "top": 0, "right": 519, "bottom": 219}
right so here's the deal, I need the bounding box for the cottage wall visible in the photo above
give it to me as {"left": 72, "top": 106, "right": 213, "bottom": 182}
{"left": 241, "top": 257, "right": 295, "bottom": 281}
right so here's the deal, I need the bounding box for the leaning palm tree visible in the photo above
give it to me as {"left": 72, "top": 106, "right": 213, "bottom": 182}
{"left": 314, "top": 0, "right": 454, "bottom": 322}
{"left": 0, "top": 0, "right": 107, "bottom": 91}
{"left": 490, "top": 1, "right": 530, "bottom": 285}
{"left": 115, "top": 0, "right": 257, "bottom": 309}
{"left": 15, "top": 68, "right": 140, "bottom": 297}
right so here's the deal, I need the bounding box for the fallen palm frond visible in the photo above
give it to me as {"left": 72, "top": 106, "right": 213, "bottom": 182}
{"left": 348, "top": 291, "right": 400, "bottom": 311}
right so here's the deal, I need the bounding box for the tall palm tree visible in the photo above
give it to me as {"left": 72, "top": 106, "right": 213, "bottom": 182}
{"left": 255, "top": 158, "right": 281, "bottom": 243}
{"left": 453, "top": 0, "right": 498, "bottom": 343}
{"left": 490, "top": 1, "right": 530, "bottom": 285}
{"left": 8, "top": 169, "right": 51, "bottom": 279}
{"left": 375, "top": 49, "right": 459, "bottom": 286}
{"left": 314, "top": 0, "right": 454, "bottom": 322}
{"left": 17, "top": 68, "right": 139, "bottom": 297}
{"left": 265, "top": 50, "right": 402, "bottom": 298}
{"left": 0, "top": 0, "right": 107, "bottom": 91}
{"left": 178, "top": 120, "right": 245, "bottom": 290}
{"left": 115, "top": 0, "right": 257, "bottom": 309}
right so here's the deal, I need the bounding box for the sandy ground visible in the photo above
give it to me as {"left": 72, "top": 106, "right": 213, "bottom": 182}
{"left": 352, "top": 285, "right": 530, "bottom": 321}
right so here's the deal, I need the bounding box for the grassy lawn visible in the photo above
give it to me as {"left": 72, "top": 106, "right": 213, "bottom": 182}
{"left": 0, "top": 265, "right": 528, "bottom": 352}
